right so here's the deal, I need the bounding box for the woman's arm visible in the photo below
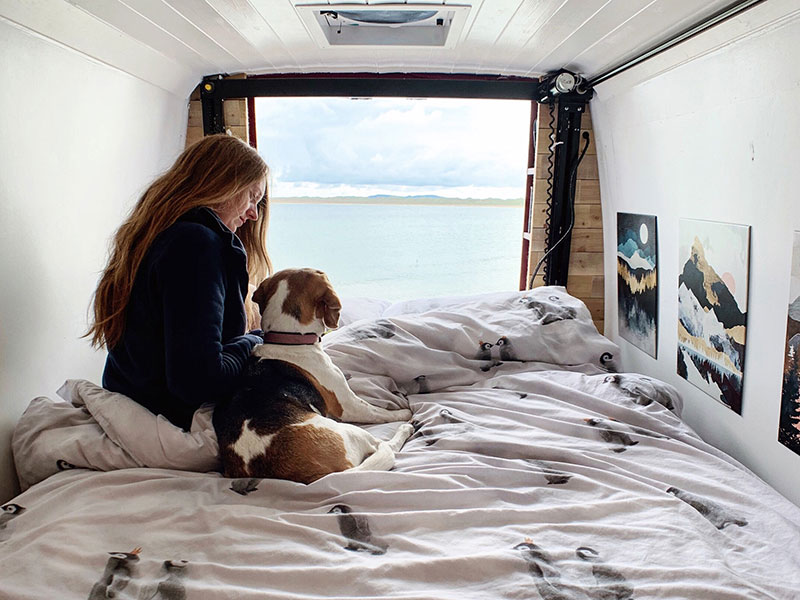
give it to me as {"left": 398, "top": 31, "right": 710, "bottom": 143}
{"left": 154, "top": 225, "right": 260, "bottom": 408}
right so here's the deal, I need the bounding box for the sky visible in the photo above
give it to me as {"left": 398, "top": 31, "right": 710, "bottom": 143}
{"left": 254, "top": 96, "right": 532, "bottom": 199}
{"left": 678, "top": 218, "right": 750, "bottom": 310}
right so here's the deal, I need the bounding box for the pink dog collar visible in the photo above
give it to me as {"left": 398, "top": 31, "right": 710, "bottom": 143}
{"left": 261, "top": 331, "right": 320, "bottom": 345}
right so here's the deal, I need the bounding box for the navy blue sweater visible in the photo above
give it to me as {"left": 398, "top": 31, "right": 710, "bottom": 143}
{"left": 103, "top": 207, "right": 261, "bottom": 430}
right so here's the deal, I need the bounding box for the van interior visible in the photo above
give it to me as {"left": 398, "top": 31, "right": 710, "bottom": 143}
{"left": 2, "top": 1, "right": 800, "bottom": 597}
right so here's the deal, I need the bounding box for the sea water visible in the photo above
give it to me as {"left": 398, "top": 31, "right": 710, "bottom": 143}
{"left": 267, "top": 202, "right": 524, "bottom": 302}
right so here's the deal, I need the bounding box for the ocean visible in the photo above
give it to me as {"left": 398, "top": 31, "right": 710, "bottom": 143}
{"left": 266, "top": 202, "right": 525, "bottom": 302}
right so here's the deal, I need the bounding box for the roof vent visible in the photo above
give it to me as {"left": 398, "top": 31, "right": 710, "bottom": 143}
{"left": 297, "top": 3, "right": 470, "bottom": 48}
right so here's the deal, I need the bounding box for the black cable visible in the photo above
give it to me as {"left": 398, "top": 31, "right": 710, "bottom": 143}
{"left": 529, "top": 131, "right": 591, "bottom": 288}
{"left": 540, "top": 103, "right": 557, "bottom": 284}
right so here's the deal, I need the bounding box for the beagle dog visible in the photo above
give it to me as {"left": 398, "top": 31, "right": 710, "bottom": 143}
{"left": 213, "top": 268, "right": 415, "bottom": 484}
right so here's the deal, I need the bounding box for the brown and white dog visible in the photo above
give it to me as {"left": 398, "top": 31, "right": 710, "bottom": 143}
{"left": 213, "top": 268, "right": 415, "bottom": 484}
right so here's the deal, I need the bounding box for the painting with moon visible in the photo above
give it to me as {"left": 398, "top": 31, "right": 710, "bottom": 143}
{"left": 677, "top": 219, "right": 750, "bottom": 414}
{"left": 617, "top": 212, "right": 658, "bottom": 357}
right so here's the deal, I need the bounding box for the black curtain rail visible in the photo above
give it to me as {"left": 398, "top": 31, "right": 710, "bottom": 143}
{"left": 200, "top": 73, "right": 543, "bottom": 100}
{"left": 589, "top": 0, "right": 768, "bottom": 86}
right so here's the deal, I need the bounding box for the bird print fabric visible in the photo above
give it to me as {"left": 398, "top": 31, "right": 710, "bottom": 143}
{"left": 328, "top": 505, "right": 387, "bottom": 555}
{"left": 666, "top": 487, "right": 749, "bottom": 529}
{"left": 575, "top": 547, "right": 634, "bottom": 600}
{"left": 0, "top": 504, "right": 25, "bottom": 529}
{"left": 229, "top": 478, "right": 261, "bottom": 496}
{"left": 87, "top": 548, "right": 141, "bottom": 600}
{"left": 4, "top": 288, "right": 799, "bottom": 600}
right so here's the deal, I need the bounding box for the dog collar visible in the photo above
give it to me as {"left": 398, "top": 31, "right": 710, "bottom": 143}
{"left": 261, "top": 331, "right": 321, "bottom": 345}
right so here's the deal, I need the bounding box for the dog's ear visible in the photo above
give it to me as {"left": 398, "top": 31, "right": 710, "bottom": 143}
{"left": 315, "top": 276, "right": 341, "bottom": 329}
{"left": 251, "top": 278, "right": 275, "bottom": 314}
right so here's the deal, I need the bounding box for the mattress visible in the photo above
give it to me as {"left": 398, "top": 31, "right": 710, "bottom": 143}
{"left": 2, "top": 286, "right": 799, "bottom": 599}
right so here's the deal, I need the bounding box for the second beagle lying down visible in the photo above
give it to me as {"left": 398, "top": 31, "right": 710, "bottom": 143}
{"left": 213, "top": 268, "right": 415, "bottom": 484}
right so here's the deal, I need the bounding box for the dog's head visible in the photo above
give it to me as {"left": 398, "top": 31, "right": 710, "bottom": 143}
{"left": 251, "top": 268, "right": 341, "bottom": 335}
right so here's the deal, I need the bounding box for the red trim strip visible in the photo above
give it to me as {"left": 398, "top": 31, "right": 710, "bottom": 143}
{"left": 519, "top": 100, "right": 537, "bottom": 290}
{"left": 247, "top": 96, "right": 257, "bottom": 149}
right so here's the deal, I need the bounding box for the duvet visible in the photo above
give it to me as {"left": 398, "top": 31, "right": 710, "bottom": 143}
{"left": 2, "top": 287, "right": 800, "bottom": 600}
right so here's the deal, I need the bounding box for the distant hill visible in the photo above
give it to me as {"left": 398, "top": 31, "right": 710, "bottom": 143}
{"left": 272, "top": 195, "right": 524, "bottom": 207}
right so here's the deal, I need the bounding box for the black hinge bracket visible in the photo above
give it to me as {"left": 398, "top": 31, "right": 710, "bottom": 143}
{"left": 542, "top": 91, "right": 592, "bottom": 286}
{"left": 200, "top": 75, "right": 226, "bottom": 136}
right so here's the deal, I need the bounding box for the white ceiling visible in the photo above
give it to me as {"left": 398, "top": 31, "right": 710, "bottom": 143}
{"left": 2, "top": 0, "right": 743, "bottom": 97}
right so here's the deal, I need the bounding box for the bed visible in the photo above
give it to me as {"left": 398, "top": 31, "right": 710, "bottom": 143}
{"left": 2, "top": 286, "right": 799, "bottom": 599}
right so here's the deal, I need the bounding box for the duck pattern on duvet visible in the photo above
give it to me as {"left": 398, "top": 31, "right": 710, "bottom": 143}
{"left": 2, "top": 288, "right": 798, "bottom": 600}
{"left": 86, "top": 547, "right": 189, "bottom": 600}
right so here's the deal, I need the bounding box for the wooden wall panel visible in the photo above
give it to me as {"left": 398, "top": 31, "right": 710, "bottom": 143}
{"left": 528, "top": 104, "right": 604, "bottom": 333}
{"left": 185, "top": 74, "right": 250, "bottom": 150}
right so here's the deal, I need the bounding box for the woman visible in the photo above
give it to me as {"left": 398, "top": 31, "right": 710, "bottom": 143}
{"left": 87, "top": 134, "right": 272, "bottom": 430}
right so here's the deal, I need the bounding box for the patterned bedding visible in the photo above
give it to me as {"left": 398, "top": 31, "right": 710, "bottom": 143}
{"left": 2, "top": 286, "right": 800, "bottom": 599}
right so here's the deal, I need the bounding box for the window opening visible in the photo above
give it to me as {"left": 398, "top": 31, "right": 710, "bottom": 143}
{"left": 254, "top": 96, "right": 530, "bottom": 301}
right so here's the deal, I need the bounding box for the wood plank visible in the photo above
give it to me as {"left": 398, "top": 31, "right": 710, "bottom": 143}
{"left": 185, "top": 126, "right": 203, "bottom": 149}
{"left": 224, "top": 99, "right": 246, "bottom": 126}
{"left": 569, "top": 230, "right": 604, "bottom": 252}
{"left": 188, "top": 101, "right": 202, "bottom": 128}
{"left": 582, "top": 297, "right": 605, "bottom": 320}
{"left": 226, "top": 125, "right": 248, "bottom": 143}
{"left": 532, "top": 203, "right": 602, "bottom": 229}
{"left": 534, "top": 178, "right": 601, "bottom": 205}
{"left": 530, "top": 228, "right": 603, "bottom": 253}
{"left": 577, "top": 156, "right": 599, "bottom": 180}
{"left": 536, "top": 153, "right": 599, "bottom": 180}
{"left": 568, "top": 252, "right": 604, "bottom": 276}
{"left": 577, "top": 179, "right": 601, "bottom": 204}
{"left": 566, "top": 274, "right": 605, "bottom": 298}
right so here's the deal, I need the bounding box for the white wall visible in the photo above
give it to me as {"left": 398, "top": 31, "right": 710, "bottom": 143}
{"left": 0, "top": 17, "right": 188, "bottom": 501}
{"left": 592, "top": 0, "right": 800, "bottom": 506}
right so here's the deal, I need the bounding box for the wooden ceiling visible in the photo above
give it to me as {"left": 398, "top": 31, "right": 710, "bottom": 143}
{"left": 2, "top": 0, "right": 742, "bottom": 96}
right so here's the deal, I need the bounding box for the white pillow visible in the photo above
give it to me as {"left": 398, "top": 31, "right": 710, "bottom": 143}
{"left": 338, "top": 296, "right": 392, "bottom": 327}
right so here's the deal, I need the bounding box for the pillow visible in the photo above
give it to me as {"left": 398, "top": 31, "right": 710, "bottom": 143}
{"left": 338, "top": 296, "right": 392, "bottom": 327}
{"left": 12, "top": 380, "right": 219, "bottom": 490}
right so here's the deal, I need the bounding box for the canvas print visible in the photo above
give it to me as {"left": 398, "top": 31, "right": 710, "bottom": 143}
{"left": 677, "top": 219, "right": 750, "bottom": 414}
{"left": 617, "top": 213, "right": 658, "bottom": 357}
{"left": 779, "top": 231, "right": 800, "bottom": 457}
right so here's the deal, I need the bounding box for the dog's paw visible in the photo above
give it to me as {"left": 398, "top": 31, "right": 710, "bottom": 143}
{"left": 397, "top": 422, "right": 416, "bottom": 439}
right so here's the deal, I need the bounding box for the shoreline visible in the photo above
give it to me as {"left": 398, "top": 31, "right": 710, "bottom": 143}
{"left": 272, "top": 196, "right": 524, "bottom": 208}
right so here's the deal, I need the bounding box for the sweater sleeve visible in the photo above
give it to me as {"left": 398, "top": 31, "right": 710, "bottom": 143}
{"left": 154, "top": 225, "right": 259, "bottom": 407}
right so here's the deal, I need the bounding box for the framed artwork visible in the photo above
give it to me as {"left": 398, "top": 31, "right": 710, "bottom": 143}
{"left": 779, "top": 231, "right": 800, "bottom": 457}
{"left": 677, "top": 219, "right": 750, "bottom": 414}
{"left": 617, "top": 213, "right": 658, "bottom": 357}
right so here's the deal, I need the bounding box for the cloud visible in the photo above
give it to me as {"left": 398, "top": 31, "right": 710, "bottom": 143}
{"left": 255, "top": 97, "right": 530, "bottom": 198}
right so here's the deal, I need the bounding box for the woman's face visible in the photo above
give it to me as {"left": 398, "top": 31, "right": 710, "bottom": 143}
{"left": 215, "top": 176, "right": 266, "bottom": 232}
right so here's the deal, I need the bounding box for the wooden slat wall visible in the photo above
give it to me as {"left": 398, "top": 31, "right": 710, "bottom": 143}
{"left": 528, "top": 105, "right": 604, "bottom": 333}
{"left": 185, "top": 74, "right": 249, "bottom": 149}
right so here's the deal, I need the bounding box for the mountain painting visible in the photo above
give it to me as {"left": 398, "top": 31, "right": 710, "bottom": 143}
{"left": 677, "top": 219, "right": 750, "bottom": 414}
{"left": 617, "top": 212, "right": 658, "bottom": 357}
{"left": 779, "top": 231, "right": 800, "bottom": 457}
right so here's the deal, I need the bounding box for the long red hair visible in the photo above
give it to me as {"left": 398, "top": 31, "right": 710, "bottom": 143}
{"left": 87, "top": 134, "right": 272, "bottom": 348}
